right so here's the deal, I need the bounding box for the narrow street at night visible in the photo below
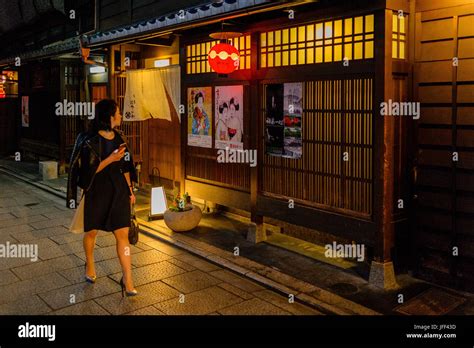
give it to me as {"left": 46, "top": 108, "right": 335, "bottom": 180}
{"left": 0, "top": 172, "right": 321, "bottom": 316}
{"left": 1, "top": 0, "right": 474, "bottom": 346}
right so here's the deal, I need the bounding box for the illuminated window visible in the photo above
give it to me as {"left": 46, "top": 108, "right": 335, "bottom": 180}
{"left": 260, "top": 14, "right": 374, "bottom": 68}
{"left": 185, "top": 35, "right": 251, "bottom": 74}
{"left": 392, "top": 13, "right": 407, "bottom": 59}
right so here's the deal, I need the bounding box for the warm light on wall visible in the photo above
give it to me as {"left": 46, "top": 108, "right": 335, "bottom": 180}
{"left": 260, "top": 14, "right": 374, "bottom": 67}
{"left": 392, "top": 13, "right": 407, "bottom": 59}
{"left": 154, "top": 58, "right": 171, "bottom": 67}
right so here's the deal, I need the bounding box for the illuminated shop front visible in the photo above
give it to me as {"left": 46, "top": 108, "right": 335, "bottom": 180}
{"left": 58, "top": 0, "right": 474, "bottom": 292}
{"left": 177, "top": 1, "right": 474, "bottom": 292}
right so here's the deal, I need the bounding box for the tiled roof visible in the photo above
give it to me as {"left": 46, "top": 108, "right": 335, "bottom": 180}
{"left": 0, "top": 36, "right": 79, "bottom": 66}
{"left": 0, "top": 0, "right": 272, "bottom": 66}
{"left": 86, "top": 0, "right": 271, "bottom": 46}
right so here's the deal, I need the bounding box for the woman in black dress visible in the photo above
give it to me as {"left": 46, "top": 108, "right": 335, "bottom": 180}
{"left": 73, "top": 99, "right": 138, "bottom": 296}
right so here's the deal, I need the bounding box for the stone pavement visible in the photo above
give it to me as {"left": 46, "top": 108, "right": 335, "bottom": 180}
{"left": 1, "top": 157, "right": 473, "bottom": 316}
{"left": 0, "top": 172, "right": 321, "bottom": 315}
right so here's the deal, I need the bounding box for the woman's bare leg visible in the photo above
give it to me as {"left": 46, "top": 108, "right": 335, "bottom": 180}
{"left": 83, "top": 229, "right": 98, "bottom": 277}
{"left": 113, "top": 227, "right": 135, "bottom": 292}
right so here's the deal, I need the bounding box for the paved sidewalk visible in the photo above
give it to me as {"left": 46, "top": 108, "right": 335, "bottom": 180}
{"left": 1, "top": 157, "right": 473, "bottom": 315}
{"left": 0, "top": 172, "right": 321, "bottom": 315}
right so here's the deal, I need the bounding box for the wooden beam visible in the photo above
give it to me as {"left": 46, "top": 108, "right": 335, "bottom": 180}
{"left": 107, "top": 45, "right": 115, "bottom": 98}
{"left": 179, "top": 41, "right": 187, "bottom": 195}
{"left": 450, "top": 13, "right": 460, "bottom": 284}
{"left": 373, "top": 9, "right": 396, "bottom": 263}
{"left": 257, "top": 196, "right": 376, "bottom": 245}
{"left": 249, "top": 31, "right": 262, "bottom": 227}
{"left": 186, "top": 179, "right": 251, "bottom": 211}
{"left": 415, "top": 0, "right": 474, "bottom": 12}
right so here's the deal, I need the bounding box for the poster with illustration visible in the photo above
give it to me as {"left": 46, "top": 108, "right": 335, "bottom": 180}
{"left": 187, "top": 87, "right": 212, "bottom": 148}
{"left": 283, "top": 82, "right": 302, "bottom": 158}
{"left": 215, "top": 85, "right": 244, "bottom": 150}
{"left": 265, "top": 84, "right": 284, "bottom": 156}
{"left": 21, "top": 96, "right": 29, "bottom": 128}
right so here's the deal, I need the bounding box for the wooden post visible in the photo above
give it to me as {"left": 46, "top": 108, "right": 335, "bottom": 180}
{"left": 369, "top": 8, "right": 398, "bottom": 289}
{"left": 108, "top": 45, "right": 115, "bottom": 99}
{"left": 179, "top": 43, "right": 187, "bottom": 196}
{"left": 248, "top": 31, "right": 265, "bottom": 243}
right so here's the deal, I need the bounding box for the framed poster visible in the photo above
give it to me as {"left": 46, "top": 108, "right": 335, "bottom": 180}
{"left": 215, "top": 85, "right": 243, "bottom": 150}
{"left": 283, "top": 82, "right": 302, "bottom": 159}
{"left": 265, "top": 83, "right": 303, "bottom": 158}
{"left": 21, "top": 96, "right": 29, "bottom": 128}
{"left": 265, "top": 84, "right": 284, "bottom": 156}
{"left": 187, "top": 87, "right": 212, "bottom": 148}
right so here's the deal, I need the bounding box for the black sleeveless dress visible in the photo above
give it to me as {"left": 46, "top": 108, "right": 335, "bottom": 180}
{"left": 84, "top": 134, "right": 133, "bottom": 232}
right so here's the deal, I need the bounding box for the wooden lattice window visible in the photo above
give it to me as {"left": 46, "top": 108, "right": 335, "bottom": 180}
{"left": 261, "top": 78, "right": 373, "bottom": 217}
{"left": 392, "top": 13, "right": 407, "bottom": 59}
{"left": 260, "top": 14, "right": 374, "bottom": 68}
{"left": 186, "top": 35, "right": 251, "bottom": 74}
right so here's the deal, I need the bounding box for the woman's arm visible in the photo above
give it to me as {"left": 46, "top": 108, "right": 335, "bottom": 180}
{"left": 124, "top": 172, "right": 136, "bottom": 204}
{"left": 95, "top": 156, "right": 112, "bottom": 174}
{"left": 124, "top": 172, "right": 132, "bottom": 193}
{"left": 95, "top": 147, "right": 126, "bottom": 174}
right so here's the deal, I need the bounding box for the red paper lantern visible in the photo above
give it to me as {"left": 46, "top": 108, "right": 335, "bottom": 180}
{"left": 208, "top": 42, "right": 240, "bottom": 74}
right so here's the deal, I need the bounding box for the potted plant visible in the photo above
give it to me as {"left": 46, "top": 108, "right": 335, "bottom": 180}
{"left": 163, "top": 192, "right": 202, "bottom": 232}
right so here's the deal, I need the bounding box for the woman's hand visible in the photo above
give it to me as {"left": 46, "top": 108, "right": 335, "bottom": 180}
{"left": 130, "top": 192, "right": 136, "bottom": 205}
{"left": 107, "top": 147, "right": 126, "bottom": 163}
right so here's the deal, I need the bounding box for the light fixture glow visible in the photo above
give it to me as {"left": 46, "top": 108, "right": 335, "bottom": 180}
{"left": 90, "top": 66, "right": 106, "bottom": 74}
{"left": 154, "top": 59, "right": 170, "bottom": 68}
{"left": 150, "top": 186, "right": 167, "bottom": 218}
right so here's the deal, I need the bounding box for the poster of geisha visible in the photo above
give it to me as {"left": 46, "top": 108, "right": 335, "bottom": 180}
{"left": 283, "top": 82, "right": 302, "bottom": 159}
{"left": 215, "top": 85, "right": 244, "bottom": 150}
{"left": 187, "top": 87, "right": 212, "bottom": 148}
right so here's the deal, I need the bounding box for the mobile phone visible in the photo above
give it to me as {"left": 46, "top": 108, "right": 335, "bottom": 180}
{"left": 114, "top": 143, "right": 127, "bottom": 154}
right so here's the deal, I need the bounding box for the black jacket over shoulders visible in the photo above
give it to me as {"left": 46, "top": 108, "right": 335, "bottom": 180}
{"left": 66, "top": 129, "right": 138, "bottom": 208}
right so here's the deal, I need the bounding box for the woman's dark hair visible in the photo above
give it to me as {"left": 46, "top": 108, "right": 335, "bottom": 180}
{"left": 218, "top": 102, "right": 228, "bottom": 114}
{"left": 90, "top": 99, "right": 118, "bottom": 133}
{"left": 195, "top": 92, "right": 204, "bottom": 104}
{"left": 229, "top": 98, "right": 239, "bottom": 111}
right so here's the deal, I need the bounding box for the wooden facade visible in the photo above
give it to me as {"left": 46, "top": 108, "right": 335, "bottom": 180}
{"left": 0, "top": 99, "right": 19, "bottom": 156}
{"left": 412, "top": 1, "right": 474, "bottom": 291}
{"left": 177, "top": 0, "right": 473, "bottom": 290}
{"left": 180, "top": 2, "right": 390, "bottom": 250}
{"left": 18, "top": 59, "right": 83, "bottom": 172}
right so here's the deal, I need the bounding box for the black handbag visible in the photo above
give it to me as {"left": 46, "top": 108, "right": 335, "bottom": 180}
{"left": 129, "top": 204, "right": 139, "bottom": 245}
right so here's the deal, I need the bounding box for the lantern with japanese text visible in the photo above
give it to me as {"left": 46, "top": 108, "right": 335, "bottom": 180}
{"left": 208, "top": 42, "right": 240, "bottom": 74}
{"left": 208, "top": 31, "right": 242, "bottom": 75}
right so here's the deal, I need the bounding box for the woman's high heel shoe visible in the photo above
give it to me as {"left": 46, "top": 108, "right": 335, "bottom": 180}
{"left": 120, "top": 277, "right": 138, "bottom": 297}
{"left": 84, "top": 263, "right": 97, "bottom": 284}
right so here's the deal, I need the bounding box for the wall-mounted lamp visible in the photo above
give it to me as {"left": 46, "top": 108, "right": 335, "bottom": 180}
{"left": 154, "top": 59, "right": 170, "bottom": 68}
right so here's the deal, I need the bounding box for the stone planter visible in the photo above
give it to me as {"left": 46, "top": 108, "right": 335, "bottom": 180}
{"left": 164, "top": 204, "right": 202, "bottom": 232}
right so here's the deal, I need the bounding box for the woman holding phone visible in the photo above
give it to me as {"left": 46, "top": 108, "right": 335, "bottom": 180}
{"left": 67, "top": 99, "right": 138, "bottom": 297}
